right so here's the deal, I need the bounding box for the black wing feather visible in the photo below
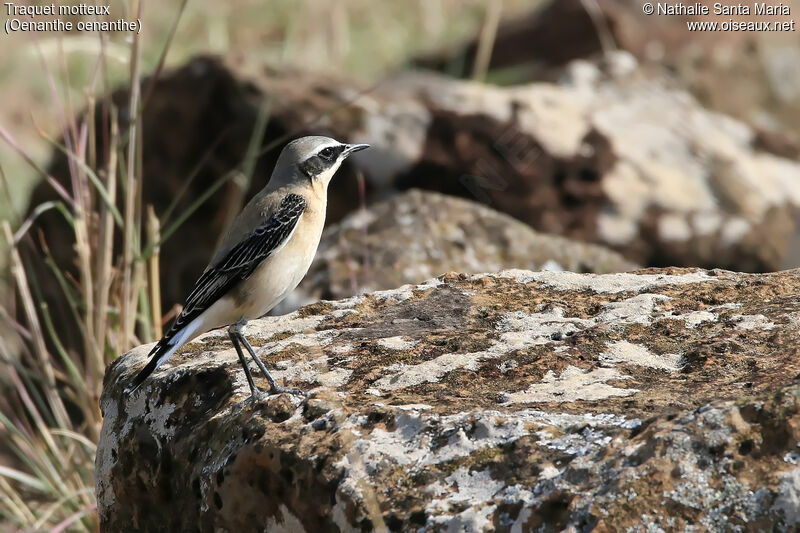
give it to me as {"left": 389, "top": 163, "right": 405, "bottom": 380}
{"left": 170, "top": 193, "right": 306, "bottom": 334}
{"left": 128, "top": 193, "right": 306, "bottom": 391}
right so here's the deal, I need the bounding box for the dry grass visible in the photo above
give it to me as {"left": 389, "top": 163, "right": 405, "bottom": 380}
{"left": 0, "top": 3, "right": 157, "bottom": 526}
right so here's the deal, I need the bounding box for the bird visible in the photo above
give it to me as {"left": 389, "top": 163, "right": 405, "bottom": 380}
{"left": 127, "top": 136, "right": 369, "bottom": 401}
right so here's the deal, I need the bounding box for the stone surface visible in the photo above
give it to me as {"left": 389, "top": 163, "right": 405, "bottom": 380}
{"left": 282, "top": 189, "right": 637, "bottom": 311}
{"left": 98, "top": 268, "right": 800, "bottom": 531}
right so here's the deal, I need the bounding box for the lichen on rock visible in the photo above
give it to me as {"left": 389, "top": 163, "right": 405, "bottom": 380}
{"left": 97, "top": 268, "right": 800, "bottom": 531}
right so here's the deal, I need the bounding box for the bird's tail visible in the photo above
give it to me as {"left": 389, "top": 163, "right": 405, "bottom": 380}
{"left": 126, "top": 341, "right": 179, "bottom": 393}
{"left": 126, "top": 317, "right": 203, "bottom": 393}
{"left": 125, "top": 302, "right": 209, "bottom": 394}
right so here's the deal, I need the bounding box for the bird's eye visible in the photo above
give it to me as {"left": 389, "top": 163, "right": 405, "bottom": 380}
{"left": 318, "top": 147, "right": 334, "bottom": 160}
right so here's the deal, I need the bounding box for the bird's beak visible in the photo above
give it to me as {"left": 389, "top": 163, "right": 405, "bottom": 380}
{"left": 342, "top": 143, "right": 370, "bottom": 156}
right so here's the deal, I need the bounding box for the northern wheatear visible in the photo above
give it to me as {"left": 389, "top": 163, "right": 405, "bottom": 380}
{"left": 128, "top": 136, "right": 369, "bottom": 400}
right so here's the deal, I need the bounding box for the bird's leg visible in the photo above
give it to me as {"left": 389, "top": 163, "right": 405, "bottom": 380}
{"left": 228, "top": 324, "right": 264, "bottom": 403}
{"left": 234, "top": 322, "right": 307, "bottom": 397}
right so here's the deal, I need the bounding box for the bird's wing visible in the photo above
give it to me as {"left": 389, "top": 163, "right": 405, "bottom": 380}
{"left": 160, "top": 192, "right": 307, "bottom": 345}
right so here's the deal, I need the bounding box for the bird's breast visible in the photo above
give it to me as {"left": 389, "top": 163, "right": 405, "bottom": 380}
{"left": 234, "top": 208, "right": 325, "bottom": 319}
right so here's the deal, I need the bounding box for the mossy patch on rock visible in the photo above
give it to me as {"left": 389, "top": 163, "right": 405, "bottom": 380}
{"left": 98, "top": 268, "right": 800, "bottom": 531}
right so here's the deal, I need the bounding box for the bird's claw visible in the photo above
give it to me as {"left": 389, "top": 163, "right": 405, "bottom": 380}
{"left": 247, "top": 389, "right": 271, "bottom": 404}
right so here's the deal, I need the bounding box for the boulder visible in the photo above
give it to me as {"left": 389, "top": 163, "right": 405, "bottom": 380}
{"left": 283, "top": 189, "right": 637, "bottom": 311}
{"left": 385, "top": 58, "right": 800, "bottom": 272}
{"left": 98, "top": 268, "right": 800, "bottom": 531}
{"left": 414, "top": 0, "right": 800, "bottom": 140}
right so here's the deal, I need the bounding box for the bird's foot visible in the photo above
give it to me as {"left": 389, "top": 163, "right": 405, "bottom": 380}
{"left": 247, "top": 389, "right": 271, "bottom": 405}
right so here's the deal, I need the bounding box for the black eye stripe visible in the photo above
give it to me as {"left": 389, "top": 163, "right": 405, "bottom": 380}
{"left": 318, "top": 145, "right": 344, "bottom": 161}
{"left": 299, "top": 145, "right": 346, "bottom": 179}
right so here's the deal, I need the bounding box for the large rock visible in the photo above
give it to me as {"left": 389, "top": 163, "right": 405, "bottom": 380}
{"left": 98, "top": 268, "right": 800, "bottom": 531}
{"left": 385, "top": 59, "right": 800, "bottom": 272}
{"left": 284, "top": 189, "right": 637, "bottom": 310}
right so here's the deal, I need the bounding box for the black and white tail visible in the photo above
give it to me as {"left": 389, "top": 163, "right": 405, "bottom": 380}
{"left": 126, "top": 318, "right": 202, "bottom": 392}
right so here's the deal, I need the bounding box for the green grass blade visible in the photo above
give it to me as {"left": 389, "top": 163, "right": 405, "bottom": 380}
{"left": 0, "top": 465, "right": 50, "bottom": 493}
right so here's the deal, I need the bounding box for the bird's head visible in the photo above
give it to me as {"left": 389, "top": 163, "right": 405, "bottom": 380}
{"left": 272, "top": 136, "right": 369, "bottom": 190}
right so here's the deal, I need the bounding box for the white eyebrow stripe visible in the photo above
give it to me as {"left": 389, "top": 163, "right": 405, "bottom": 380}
{"left": 314, "top": 143, "right": 341, "bottom": 155}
